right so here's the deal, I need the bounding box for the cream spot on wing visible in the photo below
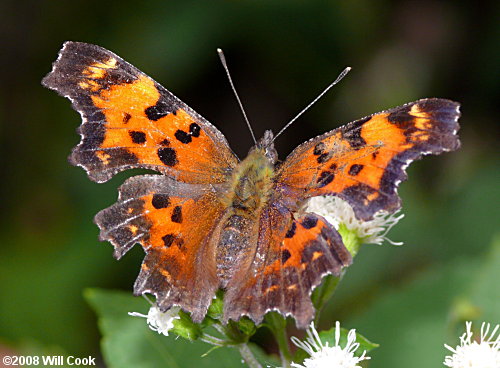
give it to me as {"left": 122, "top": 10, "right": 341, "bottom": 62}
{"left": 83, "top": 58, "right": 118, "bottom": 79}
{"left": 410, "top": 104, "right": 433, "bottom": 130}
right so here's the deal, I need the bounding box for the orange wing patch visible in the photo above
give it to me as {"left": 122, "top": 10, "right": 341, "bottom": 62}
{"left": 42, "top": 41, "right": 237, "bottom": 183}
{"left": 89, "top": 73, "right": 233, "bottom": 182}
{"left": 94, "top": 174, "right": 223, "bottom": 322}
{"left": 223, "top": 210, "right": 351, "bottom": 329}
{"left": 278, "top": 99, "right": 460, "bottom": 219}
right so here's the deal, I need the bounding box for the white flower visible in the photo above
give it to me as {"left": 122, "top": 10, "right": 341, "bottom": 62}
{"left": 129, "top": 305, "right": 181, "bottom": 336}
{"left": 303, "top": 196, "right": 403, "bottom": 245}
{"left": 444, "top": 321, "right": 500, "bottom": 368}
{"left": 290, "top": 321, "right": 370, "bottom": 368}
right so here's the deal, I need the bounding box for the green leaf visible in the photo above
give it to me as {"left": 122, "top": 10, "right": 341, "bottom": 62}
{"left": 84, "top": 288, "right": 246, "bottom": 368}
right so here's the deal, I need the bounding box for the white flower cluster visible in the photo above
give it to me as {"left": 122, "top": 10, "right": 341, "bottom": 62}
{"left": 290, "top": 322, "right": 370, "bottom": 368}
{"left": 303, "top": 196, "right": 404, "bottom": 245}
{"left": 444, "top": 321, "right": 500, "bottom": 368}
{"left": 129, "top": 305, "right": 181, "bottom": 336}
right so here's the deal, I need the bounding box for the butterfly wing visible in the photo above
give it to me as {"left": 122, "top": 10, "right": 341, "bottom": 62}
{"left": 223, "top": 203, "right": 351, "bottom": 329}
{"left": 277, "top": 99, "right": 460, "bottom": 220}
{"left": 95, "top": 175, "right": 224, "bottom": 321}
{"left": 42, "top": 41, "right": 238, "bottom": 183}
{"left": 43, "top": 42, "right": 239, "bottom": 320}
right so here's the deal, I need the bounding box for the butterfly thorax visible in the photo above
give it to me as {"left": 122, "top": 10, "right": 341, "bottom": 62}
{"left": 224, "top": 149, "right": 274, "bottom": 214}
{"left": 221, "top": 130, "right": 277, "bottom": 215}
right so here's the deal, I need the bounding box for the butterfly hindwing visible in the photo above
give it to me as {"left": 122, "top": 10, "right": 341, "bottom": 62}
{"left": 42, "top": 41, "right": 238, "bottom": 184}
{"left": 277, "top": 99, "right": 460, "bottom": 220}
{"left": 223, "top": 206, "right": 351, "bottom": 329}
{"left": 95, "top": 175, "right": 223, "bottom": 321}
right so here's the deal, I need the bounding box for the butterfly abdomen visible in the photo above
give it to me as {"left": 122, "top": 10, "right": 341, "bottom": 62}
{"left": 216, "top": 214, "right": 253, "bottom": 285}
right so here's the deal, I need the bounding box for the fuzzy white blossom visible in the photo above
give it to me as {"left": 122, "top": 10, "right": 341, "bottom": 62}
{"left": 444, "top": 321, "right": 500, "bottom": 368}
{"left": 129, "top": 305, "right": 181, "bottom": 336}
{"left": 303, "top": 196, "right": 403, "bottom": 245}
{"left": 290, "top": 321, "right": 370, "bottom": 368}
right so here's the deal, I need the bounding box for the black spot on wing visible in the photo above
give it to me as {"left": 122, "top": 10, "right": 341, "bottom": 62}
{"left": 129, "top": 130, "right": 146, "bottom": 144}
{"left": 123, "top": 113, "right": 132, "bottom": 123}
{"left": 157, "top": 147, "right": 178, "bottom": 166}
{"left": 316, "top": 152, "right": 330, "bottom": 164}
{"left": 144, "top": 91, "right": 177, "bottom": 121}
{"left": 152, "top": 194, "right": 170, "bottom": 209}
{"left": 342, "top": 116, "right": 370, "bottom": 148}
{"left": 301, "top": 215, "right": 318, "bottom": 229}
{"left": 175, "top": 124, "right": 202, "bottom": 144}
{"left": 285, "top": 222, "right": 297, "bottom": 238}
{"left": 313, "top": 142, "right": 325, "bottom": 156}
{"left": 189, "top": 123, "right": 201, "bottom": 137}
{"left": 162, "top": 234, "right": 175, "bottom": 247}
{"left": 316, "top": 171, "right": 335, "bottom": 188}
{"left": 175, "top": 129, "right": 192, "bottom": 144}
{"left": 171, "top": 206, "right": 182, "bottom": 223}
{"left": 281, "top": 249, "right": 291, "bottom": 264}
{"left": 348, "top": 164, "right": 364, "bottom": 176}
{"left": 145, "top": 104, "right": 170, "bottom": 121}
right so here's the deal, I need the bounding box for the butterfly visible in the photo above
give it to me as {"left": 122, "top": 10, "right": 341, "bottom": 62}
{"left": 42, "top": 42, "right": 460, "bottom": 329}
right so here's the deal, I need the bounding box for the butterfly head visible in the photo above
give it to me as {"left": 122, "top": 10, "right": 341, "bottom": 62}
{"left": 250, "top": 130, "right": 278, "bottom": 165}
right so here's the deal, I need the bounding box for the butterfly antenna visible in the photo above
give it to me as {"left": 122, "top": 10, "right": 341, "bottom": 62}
{"left": 271, "top": 66, "right": 352, "bottom": 144}
{"left": 217, "top": 48, "right": 257, "bottom": 145}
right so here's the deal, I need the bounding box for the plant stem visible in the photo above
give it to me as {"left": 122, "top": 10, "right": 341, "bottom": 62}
{"left": 311, "top": 275, "right": 340, "bottom": 324}
{"left": 199, "top": 333, "right": 227, "bottom": 346}
{"left": 238, "top": 343, "right": 262, "bottom": 368}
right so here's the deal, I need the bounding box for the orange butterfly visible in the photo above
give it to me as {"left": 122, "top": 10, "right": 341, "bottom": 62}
{"left": 42, "top": 42, "right": 460, "bottom": 328}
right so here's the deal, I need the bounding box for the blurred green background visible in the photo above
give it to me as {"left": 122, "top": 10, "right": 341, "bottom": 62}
{"left": 1, "top": 0, "right": 498, "bottom": 367}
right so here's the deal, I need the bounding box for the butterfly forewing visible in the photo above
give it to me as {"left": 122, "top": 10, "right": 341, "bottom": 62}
{"left": 42, "top": 41, "right": 238, "bottom": 183}
{"left": 277, "top": 98, "right": 460, "bottom": 220}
